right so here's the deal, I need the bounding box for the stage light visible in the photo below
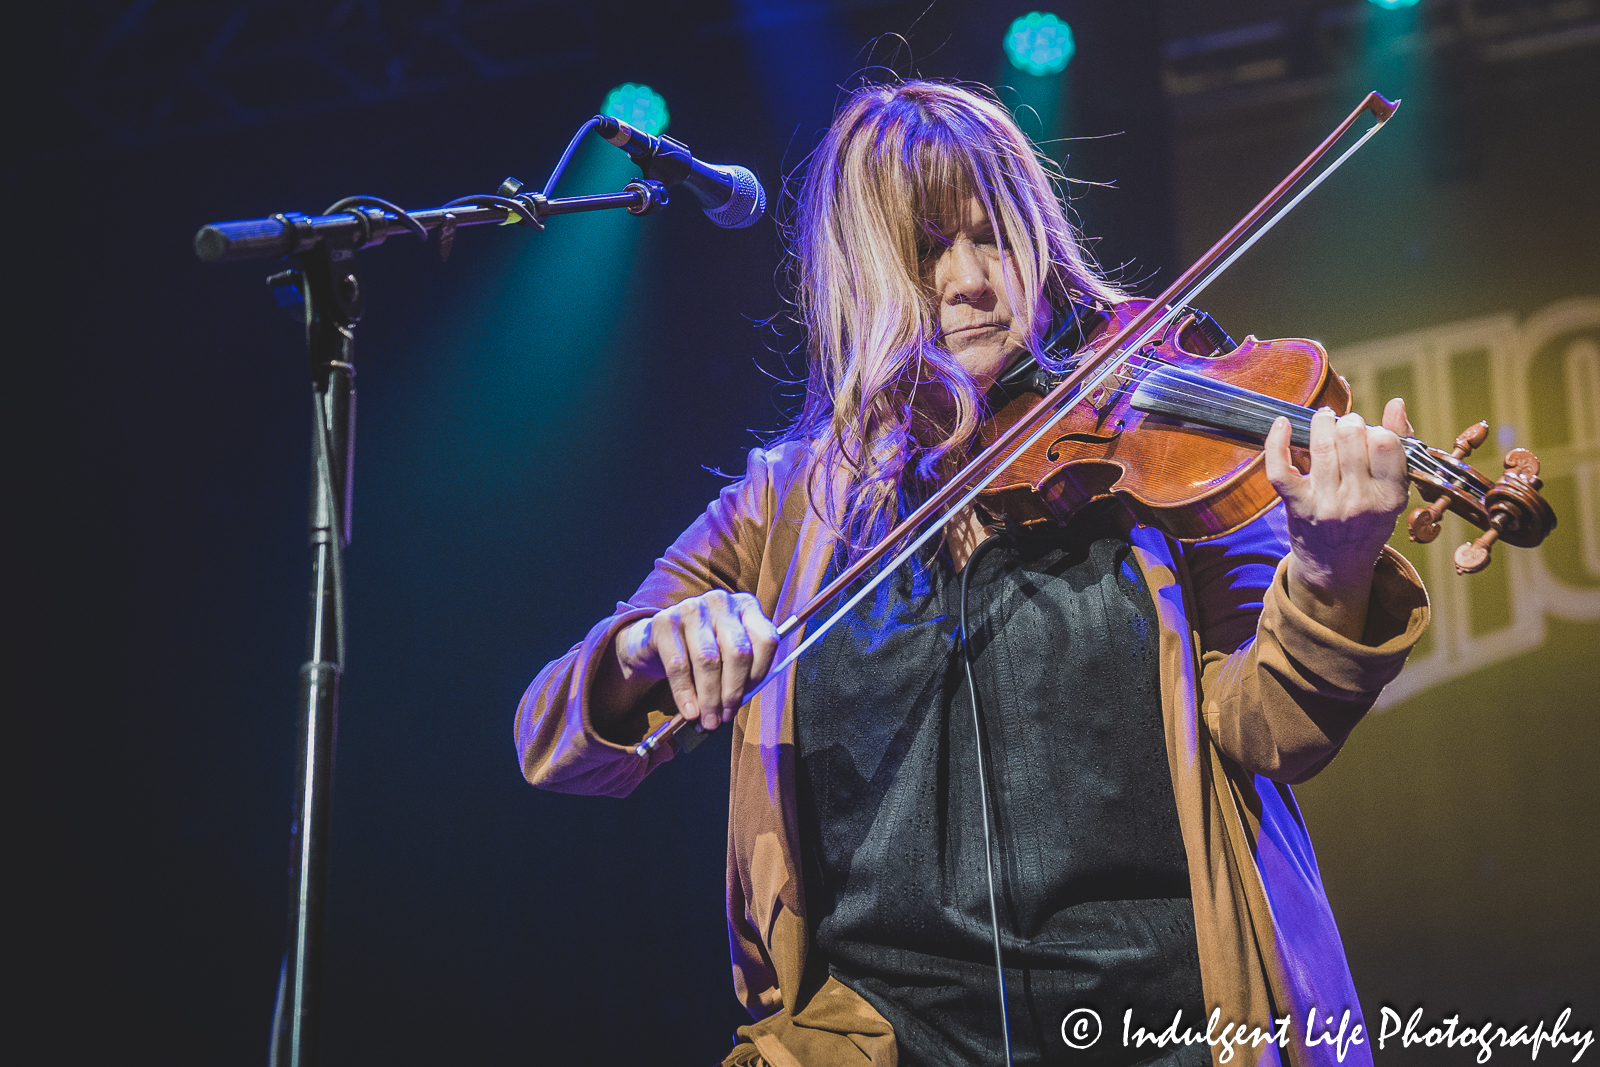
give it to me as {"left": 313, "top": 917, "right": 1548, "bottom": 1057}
{"left": 1366, "top": 0, "right": 1421, "bottom": 8}
{"left": 1004, "top": 12, "right": 1075, "bottom": 77}
{"left": 602, "top": 83, "right": 670, "bottom": 135}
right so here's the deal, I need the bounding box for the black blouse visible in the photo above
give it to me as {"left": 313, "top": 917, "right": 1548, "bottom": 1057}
{"left": 794, "top": 508, "right": 1208, "bottom": 1067}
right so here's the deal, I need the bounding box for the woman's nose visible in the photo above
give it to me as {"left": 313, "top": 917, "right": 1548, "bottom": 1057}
{"left": 941, "top": 241, "right": 989, "bottom": 303}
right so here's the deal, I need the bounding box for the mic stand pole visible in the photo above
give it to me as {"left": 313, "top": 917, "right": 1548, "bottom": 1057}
{"left": 270, "top": 237, "right": 359, "bottom": 1067}
{"left": 200, "top": 175, "right": 674, "bottom": 1067}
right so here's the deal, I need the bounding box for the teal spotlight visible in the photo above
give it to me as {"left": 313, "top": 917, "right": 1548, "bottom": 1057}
{"left": 1004, "top": 12, "right": 1075, "bottom": 76}
{"left": 602, "top": 83, "right": 670, "bottom": 135}
{"left": 1366, "top": 0, "right": 1421, "bottom": 7}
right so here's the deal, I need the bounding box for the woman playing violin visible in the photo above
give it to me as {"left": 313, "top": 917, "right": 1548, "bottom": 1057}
{"left": 516, "top": 80, "right": 1430, "bottom": 1067}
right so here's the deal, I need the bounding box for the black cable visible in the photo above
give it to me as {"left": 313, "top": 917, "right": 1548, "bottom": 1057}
{"left": 542, "top": 116, "right": 602, "bottom": 198}
{"left": 959, "top": 532, "right": 1014, "bottom": 1067}
{"left": 440, "top": 193, "right": 539, "bottom": 224}
{"left": 322, "top": 195, "right": 429, "bottom": 242}
{"left": 310, "top": 380, "right": 347, "bottom": 668}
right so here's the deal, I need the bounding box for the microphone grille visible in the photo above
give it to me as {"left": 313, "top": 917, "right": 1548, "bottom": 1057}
{"left": 703, "top": 166, "right": 766, "bottom": 229}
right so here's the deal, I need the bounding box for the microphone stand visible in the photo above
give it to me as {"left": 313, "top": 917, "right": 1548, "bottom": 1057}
{"left": 196, "top": 172, "right": 670, "bottom": 1067}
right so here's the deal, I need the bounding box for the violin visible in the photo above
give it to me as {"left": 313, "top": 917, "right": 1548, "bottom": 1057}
{"left": 974, "top": 298, "right": 1557, "bottom": 575}
{"left": 633, "top": 89, "right": 1559, "bottom": 759}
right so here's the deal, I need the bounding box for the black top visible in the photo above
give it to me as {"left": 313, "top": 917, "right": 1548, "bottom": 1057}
{"left": 794, "top": 509, "right": 1208, "bottom": 1067}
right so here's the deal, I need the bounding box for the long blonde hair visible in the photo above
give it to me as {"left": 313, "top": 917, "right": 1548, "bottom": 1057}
{"left": 784, "top": 80, "right": 1121, "bottom": 560}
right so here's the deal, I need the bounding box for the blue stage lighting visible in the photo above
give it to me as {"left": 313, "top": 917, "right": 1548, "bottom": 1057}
{"left": 602, "top": 83, "right": 670, "bottom": 135}
{"left": 1004, "top": 12, "right": 1076, "bottom": 77}
{"left": 1367, "top": 0, "right": 1421, "bottom": 8}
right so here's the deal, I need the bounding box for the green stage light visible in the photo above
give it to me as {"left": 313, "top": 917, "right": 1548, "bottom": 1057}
{"left": 1367, "top": 0, "right": 1421, "bottom": 8}
{"left": 1004, "top": 12, "right": 1075, "bottom": 77}
{"left": 602, "top": 83, "right": 670, "bottom": 135}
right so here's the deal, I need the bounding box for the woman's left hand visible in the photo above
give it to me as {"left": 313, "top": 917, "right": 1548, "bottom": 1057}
{"left": 1263, "top": 397, "right": 1414, "bottom": 642}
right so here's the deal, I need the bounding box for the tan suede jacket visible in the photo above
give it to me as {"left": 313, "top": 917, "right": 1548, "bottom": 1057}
{"left": 516, "top": 438, "right": 1429, "bottom": 1067}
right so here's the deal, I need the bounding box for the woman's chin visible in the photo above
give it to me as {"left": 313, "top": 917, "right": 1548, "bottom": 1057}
{"left": 949, "top": 339, "right": 1020, "bottom": 388}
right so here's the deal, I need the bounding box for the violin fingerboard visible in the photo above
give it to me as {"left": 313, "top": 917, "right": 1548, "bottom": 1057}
{"left": 1131, "top": 366, "right": 1312, "bottom": 447}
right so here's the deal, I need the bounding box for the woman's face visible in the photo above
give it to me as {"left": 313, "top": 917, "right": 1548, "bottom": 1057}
{"left": 924, "top": 195, "right": 1034, "bottom": 391}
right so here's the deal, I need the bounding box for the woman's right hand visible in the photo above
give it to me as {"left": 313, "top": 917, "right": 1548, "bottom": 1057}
{"left": 615, "top": 590, "right": 780, "bottom": 732}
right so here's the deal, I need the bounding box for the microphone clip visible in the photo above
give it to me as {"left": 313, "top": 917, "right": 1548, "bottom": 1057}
{"left": 595, "top": 115, "right": 693, "bottom": 187}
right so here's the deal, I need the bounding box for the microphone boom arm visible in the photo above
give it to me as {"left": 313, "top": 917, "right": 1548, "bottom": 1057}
{"left": 194, "top": 178, "right": 670, "bottom": 264}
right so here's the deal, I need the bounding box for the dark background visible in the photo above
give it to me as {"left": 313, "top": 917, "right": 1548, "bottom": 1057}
{"left": 14, "top": 2, "right": 1597, "bottom": 1064}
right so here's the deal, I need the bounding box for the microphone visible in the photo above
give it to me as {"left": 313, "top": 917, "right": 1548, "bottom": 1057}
{"left": 594, "top": 115, "right": 766, "bottom": 229}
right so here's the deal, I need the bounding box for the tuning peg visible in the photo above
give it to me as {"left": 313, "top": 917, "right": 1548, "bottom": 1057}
{"left": 1453, "top": 529, "right": 1497, "bottom": 574}
{"left": 1408, "top": 499, "right": 1447, "bottom": 544}
{"left": 1409, "top": 421, "right": 1493, "bottom": 545}
{"left": 1452, "top": 420, "right": 1488, "bottom": 460}
{"left": 1502, "top": 447, "right": 1541, "bottom": 483}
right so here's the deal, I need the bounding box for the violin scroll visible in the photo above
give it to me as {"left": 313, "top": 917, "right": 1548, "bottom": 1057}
{"left": 1452, "top": 447, "right": 1555, "bottom": 575}
{"left": 1403, "top": 417, "right": 1556, "bottom": 574}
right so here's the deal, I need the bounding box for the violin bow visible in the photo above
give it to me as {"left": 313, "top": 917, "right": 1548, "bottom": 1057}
{"left": 636, "top": 91, "right": 1400, "bottom": 758}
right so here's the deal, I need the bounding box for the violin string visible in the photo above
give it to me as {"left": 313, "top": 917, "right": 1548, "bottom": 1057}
{"left": 1052, "top": 337, "right": 1485, "bottom": 498}
{"left": 1096, "top": 352, "right": 1326, "bottom": 432}
{"left": 1102, "top": 354, "right": 1485, "bottom": 491}
{"left": 1049, "top": 348, "right": 1459, "bottom": 489}
{"left": 1134, "top": 378, "right": 1482, "bottom": 493}
{"left": 1129, "top": 364, "right": 1329, "bottom": 431}
{"left": 1117, "top": 356, "right": 1480, "bottom": 491}
{"left": 1125, "top": 369, "right": 1460, "bottom": 484}
{"left": 1110, "top": 351, "right": 1463, "bottom": 482}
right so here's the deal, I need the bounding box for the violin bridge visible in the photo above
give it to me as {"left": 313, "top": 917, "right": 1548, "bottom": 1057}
{"left": 1083, "top": 367, "right": 1137, "bottom": 417}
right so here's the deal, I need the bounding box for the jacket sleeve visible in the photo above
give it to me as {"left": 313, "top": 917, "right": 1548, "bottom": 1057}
{"left": 513, "top": 447, "right": 783, "bottom": 798}
{"left": 1183, "top": 505, "right": 1430, "bottom": 784}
